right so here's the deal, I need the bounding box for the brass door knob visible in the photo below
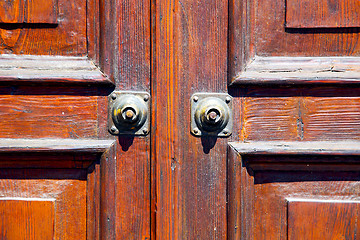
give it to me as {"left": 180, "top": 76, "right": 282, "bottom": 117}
{"left": 191, "top": 93, "right": 232, "bottom": 137}
{"left": 108, "top": 91, "right": 150, "bottom": 135}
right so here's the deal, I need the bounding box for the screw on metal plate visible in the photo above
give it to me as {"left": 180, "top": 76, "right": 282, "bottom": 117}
{"left": 108, "top": 91, "right": 150, "bottom": 136}
{"left": 190, "top": 93, "right": 232, "bottom": 137}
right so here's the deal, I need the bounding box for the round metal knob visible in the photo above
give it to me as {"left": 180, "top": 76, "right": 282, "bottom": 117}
{"left": 194, "top": 97, "right": 230, "bottom": 134}
{"left": 111, "top": 94, "right": 148, "bottom": 132}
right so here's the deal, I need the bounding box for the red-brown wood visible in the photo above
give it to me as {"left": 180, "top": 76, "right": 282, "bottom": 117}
{"left": 286, "top": 0, "right": 360, "bottom": 28}
{"left": 0, "top": 0, "right": 24, "bottom": 23}
{"left": 0, "top": 0, "right": 86, "bottom": 55}
{"left": 26, "top": 0, "right": 58, "bottom": 24}
{"left": 153, "top": 0, "right": 228, "bottom": 238}
{"left": 0, "top": 0, "right": 149, "bottom": 238}
{"left": 228, "top": 144, "right": 360, "bottom": 239}
{"left": 0, "top": 199, "right": 55, "bottom": 240}
{"left": 288, "top": 200, "right": 360, "bottom": 240}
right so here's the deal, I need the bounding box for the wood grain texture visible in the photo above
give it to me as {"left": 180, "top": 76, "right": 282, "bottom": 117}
{"left": 0, "top": 168, "right": 87, "bottom": 240}
{"left": 116, "top": 137, "right": 150, "bottom": 239}
{"left": 100, "top": 0, "right": 150, "bottom": 90}
{"left": 228, "top": 144, "right": 360, "bottom": 239}
{"left": 303, "top": 97, "right": 360, "bottom": 140}
{"left": 231, "top": 87, "right": 360, "bottom": 141}
{"left": 0, "top": 198, "right": 55, "bottom": 240}
{"left": 0, "top": 139, "right": 114, "bottom": 152}
{"left": 286, "top": 0, "right": 360, "bottom": 28}
{"left": 232, "top": 56, "right": 360, "bottom": 85}
{"left": 153, "top": 0, "right": 228, "bottom": 238}
{"left": 228, "top": 0, "right": 255, "bottom": 82}
{"left": 98, "top": 0, "right": 152, "bottom": 238}
{"left": 256, "top": 0, "right": 360, "bottom": 57}
{"left": 26, "top": 0, "right": 58, "bottom": 24}
{"left": 0, "top": 95, "right": 98, "bottom": 138}
{"left": 0, "top": 0, "right": 86, "bottom": 55}
{"left": 0, "top": 0, "right": 24, "bottom": 23}
{"left": 0, "top": 55, "right": 110, "bottom": 85}
{"left": 288, "top": 200, "right": 360, "bottom": 240}
{"left": 241, "top": 97, "right": 300, "bottom": 141}
{"left": 230, "top": 141, "right": 360, "bottom": 155}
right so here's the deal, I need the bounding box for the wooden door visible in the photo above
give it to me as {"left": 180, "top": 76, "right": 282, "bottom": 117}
{"left": 153, "top": 0, "right": 360, "bottom": 240}
{"left": 1, "top": 0, "right": 359, "bottom": 239}
{"left": 0, "top": 0, "right": 150, "bottom": 239}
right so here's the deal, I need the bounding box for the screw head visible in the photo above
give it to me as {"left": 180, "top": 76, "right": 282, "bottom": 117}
{"left": 111, "top": 93, "right": 117, "bottom": 100}
{"left": 225, "top": 96, "right": 231, "bottom": 103}
{"left": 144, "top": 95, "right": 149, "bottom": 102}
{"left": 143, "top": 128, "right": 148, "bottom": 134}
{"left": 223, "top": 129, "right": 229, "bottom": 135}
{"left": 110, "top": 126, "right": 117, "bottom": 132}
{"left": 193, "top": 128, "right": 199, "bottom": 134}
{"left": 193, "top": 96, "right": 199, "bottom": 102}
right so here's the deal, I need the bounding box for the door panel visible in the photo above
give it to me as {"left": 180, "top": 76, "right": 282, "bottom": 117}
{"left": 227, "top": 0, "right": 360, "bottom": 239}
{"left": 228, "top": 142, "right": 360, "bottom": 239}
{"left": 0, "top": 0, "right": 150, "bottom": 239}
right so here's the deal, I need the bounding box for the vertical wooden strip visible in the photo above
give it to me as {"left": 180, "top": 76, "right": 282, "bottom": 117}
{"left": 87, "top": 0, "right": 101, "bottom": 65}
{"left": 100, "top": 144, "right": 116, "bottom": 240}
{"left": 228, "top": 0, "right": 255, "bottom": 82}
{"left": 99, "top": 0, "right": 151, "bottom": 238}
{"left": 26, "top": 0, "right": 58, "bottom": 24}
{"left": 227, "top": 146, "right": 241, "bottom": 240}
{"left": 0, "top": 0, "right": 24, "bottom": 23}
{"left": 153, "top": 0, "right": 228, "bottom": 238}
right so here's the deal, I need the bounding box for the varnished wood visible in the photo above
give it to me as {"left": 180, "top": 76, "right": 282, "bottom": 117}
{"left": 0, "top": 198, "right": 55, "bottom": 240}
{"left": 286, "top": 0, "right": 360, "bottom": 28}
{"left": 288, "top": 200, "right": 360, "bottom": 239}
{"left": 0, "top": 95, "right": 99, "bottom": 138}
{"left": 26, "top": 0, "right": 58, "bottom": 24}
{"left": 227, "top": 145, "right": 360, "bottom": 240}
{"left": 0, "top": 0, "right": 86, "bottom": 55}
{"left": 0, "top": 0, "right": 24, "bottom": 23}
{"left": 153, "top": 0, "right": 228, "bottom": 238}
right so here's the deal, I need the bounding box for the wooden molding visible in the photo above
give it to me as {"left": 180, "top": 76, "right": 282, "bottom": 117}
{"left": 231, "top": 56, "right": 360, "bottom": 85}
{"left": 229, "top": 141, "right": 360, "bottom": 155}
{"left": 0, "top": 138, "right": 115, "bottom": 153}
{"left": 0, "top": 55, "right": 112, "bottom": 85}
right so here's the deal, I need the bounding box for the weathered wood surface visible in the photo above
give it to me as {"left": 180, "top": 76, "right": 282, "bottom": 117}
{"left": 286, "top": 0, "right": 360, "bottom": 28}
{"left": 0, "top": 95, "right": 99, "bottom": 138}
{"left": 227, "top": 146, "right": 360, "bottom": 240}
{"left": 0, "top": 0, "right": 86, "bottom": 55}
{"left": 231, "top": 87, "right": 360, "bottom": 142}
{"left": 229, "top": 0, "right": 360, "bottom": 82}
{"left": 232, "top": 56, "right": 360, "bottom": 84}
{"left": 26, "top": 0, "right": 58, "bottom": 24}
{"left": 0, "top": 0, "right": 58, "bottom": 24}
{"left": 153, "top": 0, "right": 228, "bottom": 238}
{"left": 0, "top": 139, "right": 114, "bottom": 152}
{"left": 230, "top": 141, "right": 360, "bottom": 155}
{"left": 99, "top": 0, "right": 152, "bottom": 238}
{"left": 0, "top": 0, "right": 24, "bottom": 23}
{"left": 0, "top": 55, "right": 110, "bottom": 84}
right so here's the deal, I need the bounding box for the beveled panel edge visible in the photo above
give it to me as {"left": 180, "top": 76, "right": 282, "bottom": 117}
{"left": 229, "top": 141, "right": 360, "bottom": 155}
{"left": 231, "top": 56, "right": 360, "bottom": 85}
{"left": 0, "top": 138, "right": 116, "bottom": 153}
{"left": 0, "top": 55, "right": 113, "bottom": 86}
